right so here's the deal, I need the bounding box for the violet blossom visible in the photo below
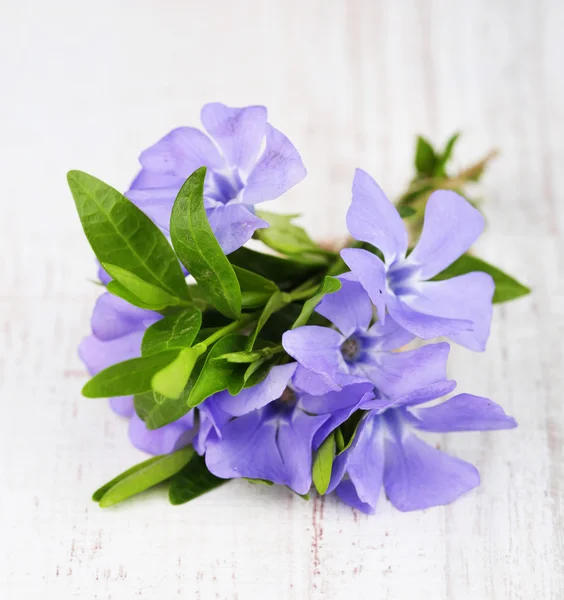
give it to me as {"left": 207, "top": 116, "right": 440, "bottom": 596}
{"left": 126, "top": 103, "right": 307, "bottom": 254}
{"left": 341, "top": 169, "right": 495, "bottom": 351}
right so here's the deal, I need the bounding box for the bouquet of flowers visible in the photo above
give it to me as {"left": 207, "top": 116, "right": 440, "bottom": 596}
{"left": 70, "top": 103, "right": 528, "bottom": 513}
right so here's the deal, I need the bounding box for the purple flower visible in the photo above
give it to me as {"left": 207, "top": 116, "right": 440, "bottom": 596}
{"left": 327, "top": 389, "right": 517, "bottom": 513}
{"left": 341, "top": 169, "right": 495, "bottom": 350}
{"left": 282, "top": 278, "right": 452, "bottom": 399}
{"left": 126, "top": 103, "right": 307, "bottom": 254}
{"left": 78, "top": 292, "right": 195, "bottom": 455}
{"left": 200, "top": 363, "right": 374, "bottom": 494}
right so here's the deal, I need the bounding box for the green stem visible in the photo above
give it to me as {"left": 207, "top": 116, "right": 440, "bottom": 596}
{"left": 199, "top": 311, "right": 258, "bottom": 348}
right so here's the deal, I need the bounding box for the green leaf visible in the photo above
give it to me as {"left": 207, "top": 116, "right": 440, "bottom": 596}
{"left": 187, "top": 334, "right": 247, "bottom": 407}
{"left": 142, "top": 308, "right": 202, "bottom": 356}
{"left": 233, "top": 265, "right": 279, "bottom": 308}
{"left": 436, "top": 132, "right": 460, "bottom": 175}
{"left": 169, "top": 454, "right": 226, "bottom": 505}
{"left": 134, "top": 352, "right": 206, "bottom": 429}
{"left": 103, "top": 263, "right": 184, "bottom": 309}
{"left": 106, "top": 280, "right": 161, "bottom": 310}
{"left": 337, "top": 411, "right": 365, "bottom": 455}
{"left": 312, "top": 432, "right": 335, "bottom": 494}
{"left": 291, "top": 276, "right": 341, "bottom": 329}
{"left": 397, "top": 205, "right": 417, "bottom": 219}
{"left": 245, "top": 478, "right": 274, "bottom": 486}
{"left": 246, "top": 290, "right": 288, "bottom": 350}
{"left": 229, "top": 247, "right": 324, "bottom": 291}
{"left": 170, "top": 167, "right": 241, "bottom": 319}
{"left": 151, "top": 345, "right": 205, "bottom": 399}
{"left": 94, "top": 446, "right": 194, "bottom": 508}
{"left": 335, "top": 427, "right": 346, "bottom": 453}
{"left": 67, "top": 170, "right": 189, "bottom": 300}
{"left": 254, "top": 210, "right": 329, "bottom": 257}
{"left": 414, "top": 136, "right": 437, "bottom": 176}
{"left": 82, "top": 351, "right": 180, "bottom": 398}
{"left": 432, "top": 254, "right": 530, "bottom": 303}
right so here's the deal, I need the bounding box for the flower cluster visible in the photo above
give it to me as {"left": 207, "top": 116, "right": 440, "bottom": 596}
{"left": 71, "top": 103, "right": 527, "bottom": 512}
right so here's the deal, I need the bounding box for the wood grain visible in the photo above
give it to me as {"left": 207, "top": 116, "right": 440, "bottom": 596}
{"left": 1, "top": 0, "right": 563, "bottom": 597}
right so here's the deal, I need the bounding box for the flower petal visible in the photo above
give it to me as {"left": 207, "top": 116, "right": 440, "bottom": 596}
{"left": 242, "top": 124, "right": 307, "bottom": 205}
{"left": 109, "top": 396, "right": 135, "bottom": 418}
{"left": 407, "top": 191, "right": 485, "bottom": 279}
{"left": 78, "top": 331, "right": 144, "bottom": 375}
{"left": 128, "top": 412, "right": 195, "bottom": 456}
{"left": 300, "top": 383, "right": 375, "bottom": 448}
{"left": 204, "top": 411, "right": 283, "bottom": 481}
{"left": 334, "top": 480, "right": 375, "bottom": 514}
{"left": 408, "top": 393, "right": 517, "bottom": 432}
{"left": 340, "top": 413, "right": 384, "bottom": 508}
{"left": 407, "top": 273, "right": 495, "bottom": 351}
{"left": 387, "top": 293, "right": 473, "bottom": 340}
{"left": 361, "top": 342, "right": 451, "bottom": 399}
{"left": 200, "top": 103, "right": 268, "bottom": 173}
{"left": 383, "top": 431, "right": 480, "bottom": 511}
{"left": 347, "top": 168, "right": 408, "bottom": 263}
{"left": 365, "top": 316, "right": 415, "bottom": 351}
{"left": 340, "top": 248, "right": 387, "bottom": 323}
{"left": 129, "top": 168, "right": 185, "bottom": 191}
{"left": 276, "top": 411, "right": 330, "bottom": 494}
{"left": 90, "top": 292, "right": 160, "bottom": 341}
{"left": 139, "top": 127, "right": 225, "bottom": 176}
{"left": 125, "top": 187, "right": 178, "bottom": 233}
{"left": 316, "top": 278, "right": 372, "bottom": 337}
{"left": 282, "top": 326, "right": 344, "bottom": 384}
{"left": 292, "top": 365, "right": 341, "bottom": 395}
{"left": 207, "top": 204, "right": 269, "bottom": 255}
{"left": 214, "top": 363, "right": 297, "bottom": 417}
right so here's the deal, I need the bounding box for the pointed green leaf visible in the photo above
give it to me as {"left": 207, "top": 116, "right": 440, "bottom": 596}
{"left": 217, "top": 344, "right": 283, "bottom": 364}
{"left": 229, "top": 246, "right": 324, "bottom": 290}
{"left": 142, "top": 308, "right": 202, "bottom": 356}
{"left": 134, "top": 352, "right": 207, "bottom": 430}
{"left": 245, "top": 478, "right": 274, "bottom": 486}
{"left": 67, "top": 170, "right": 189, "bottom": 300}
{"left": 95, "top": 446, "right": 194, "bottom": 508}
{"left": 151, "top": 345, "right": 205, "bottom": 399}
{"left": 247, "top": 290, "right": 288, "bottom": 350}
{"left": 312, "top": 432, "right": 335, "bottom": 495}
{"left": 187, "top": 334, "right": 247, "bottom": 407}
{"left": 170, "top": 167, "right": 241, "bottom": 319}
{"left": 103, "top": 263, "right": 184, "bottom": 309}
{"left": 169, "top": 454, "right": 226, "bottom": 505}
{"left": 106, "top": 279, "right": 163, "bottom": 310}
{"left": 432, "top": 253, "right": 530, "bottom": 303}
{"left": 233, "top": 265, "right": 279, "bottom": 308}
{"left": 397, "top": 205, "right": 417, "bottom": 219}
{"left": 254, "top": 210, "right": 331, "bottom": 258}
{"left": 436, "top": 132, "right": 461, "bottom": 175}
{"left": 82, "top": 351, "right": 180, "bottom": 398}
{"left": 414, "top": 136, "right": 437, "bottom": 176}
{"left": 291, "top": 277, "right": 341, "bottom": 329}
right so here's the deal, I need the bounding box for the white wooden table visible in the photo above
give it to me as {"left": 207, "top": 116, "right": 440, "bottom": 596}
{"left": 1, "top": 0, "right": 563, "bottom": 597}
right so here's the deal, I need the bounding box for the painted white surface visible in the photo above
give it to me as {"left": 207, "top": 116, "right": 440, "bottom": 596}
{"left": 1, "top": 0, "right": 563, "bottom": 597}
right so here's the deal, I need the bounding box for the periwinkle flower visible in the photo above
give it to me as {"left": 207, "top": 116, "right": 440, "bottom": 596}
{"left": 282, "top": 278, "right": 453, "bottom": 399}
{"left": 126, "top": 103, "right": 307, "bottom": 254}
{"left": 341, "top": 169, "right": 495, "bottom": 350}
{"left": 200, "top": 363, "right": 374, "bottom": 494}
{"left": 79, "top": 292, "right": 195, "bottom": 454}
{"left": 327, "top": 388, "right": 516, "bottom": 513}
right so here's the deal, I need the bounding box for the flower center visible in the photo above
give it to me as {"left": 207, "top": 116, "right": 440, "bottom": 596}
{"left": 279, "top": 387, "right": 297, "bottom": 404}
{"left": 341, "top": 336, "right": 362, "bottom": 363}
{"left": 207, "top": 169, "right": 245, "bottom": 204}
{"left": 386, "top": 262, "right": 419, "bottom": 296}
